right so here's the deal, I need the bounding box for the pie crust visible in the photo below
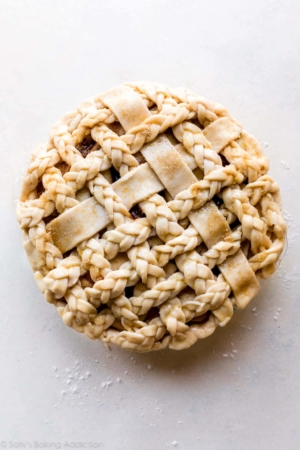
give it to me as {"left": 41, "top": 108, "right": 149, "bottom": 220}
{"left": 17, "top": 82, "right": 287, "bottom": 351}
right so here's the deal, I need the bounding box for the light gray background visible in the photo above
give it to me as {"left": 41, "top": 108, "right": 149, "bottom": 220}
{"left": 1, "top": 1, "right": 299, "bottom": 449}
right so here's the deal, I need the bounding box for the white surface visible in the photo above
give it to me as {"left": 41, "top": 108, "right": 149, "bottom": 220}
{"left": 1, "top": 1, "right": 300, "bottom": 448}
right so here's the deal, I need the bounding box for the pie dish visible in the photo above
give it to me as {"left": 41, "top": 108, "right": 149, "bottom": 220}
{"left": 16, "top": 82, "right": 287, "bottom": 352}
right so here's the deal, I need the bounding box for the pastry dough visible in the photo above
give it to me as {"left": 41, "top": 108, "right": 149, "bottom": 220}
{"left": 17, "top": 82, "right": 287, "bottom": 352}
{"left": 113, "top": 163, "right": 163, "bottom": 209}
{"left": 47, "top": 197, "right": 110, "bottom": 253}
{"left": 141, "top": 135, "right": 198, "bottom": 197}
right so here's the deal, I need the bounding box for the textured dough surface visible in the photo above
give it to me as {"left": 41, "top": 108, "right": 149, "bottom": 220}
{"left": 16, "top": 82, "right": 287, "bottom": 352}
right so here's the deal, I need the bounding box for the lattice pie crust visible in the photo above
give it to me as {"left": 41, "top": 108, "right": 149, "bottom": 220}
{"left": 17, "top": 82, "right": 287, "bottom": 352}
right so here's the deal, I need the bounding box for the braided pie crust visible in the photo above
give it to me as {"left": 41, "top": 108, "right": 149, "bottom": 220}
{"left": 17, "top": 82, "right": 287, "bottom": 352}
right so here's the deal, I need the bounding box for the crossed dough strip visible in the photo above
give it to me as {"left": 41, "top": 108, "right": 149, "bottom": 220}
{"left": 17, "top": 82, "right": 286, "bottom": 351}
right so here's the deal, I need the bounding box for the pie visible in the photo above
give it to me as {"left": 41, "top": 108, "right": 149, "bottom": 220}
{"left": 16, "top": 82, "right": 287, "bottom": 351}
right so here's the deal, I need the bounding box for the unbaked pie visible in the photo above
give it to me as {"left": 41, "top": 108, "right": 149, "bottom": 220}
{"left": 17, "top": 82, "right": 287, "bottom": 351}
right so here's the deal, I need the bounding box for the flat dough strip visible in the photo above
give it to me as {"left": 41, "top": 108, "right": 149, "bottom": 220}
{"left": 189, "top": 201, "right": 231, "bottom": 248}
{"left": 141, "top": 135, "right": 198, "bottom": 197}
{"left": 218, "top": 250, "right": 260, "bottom": 309}
{"left": 189, "top": 201, "right": 260, "bottom": 308}
{"left": 23, "top": 233, "right": 40, "bottom": 271}
{"left": 47, "top": 197, "right": 110, "bottom": 253}
{"left": 203, "top": 117, "right": 242, "bottom": 153}
{"left": 100, "top": 86, "right": 151, "bottom": 132}
{"left": 113, "top": 163, "right": 164, "bottom": 209}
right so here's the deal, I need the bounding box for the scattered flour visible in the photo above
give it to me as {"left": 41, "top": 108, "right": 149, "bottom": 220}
{"left": 280, "top": 160, "right": 290, "bottom": 169}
